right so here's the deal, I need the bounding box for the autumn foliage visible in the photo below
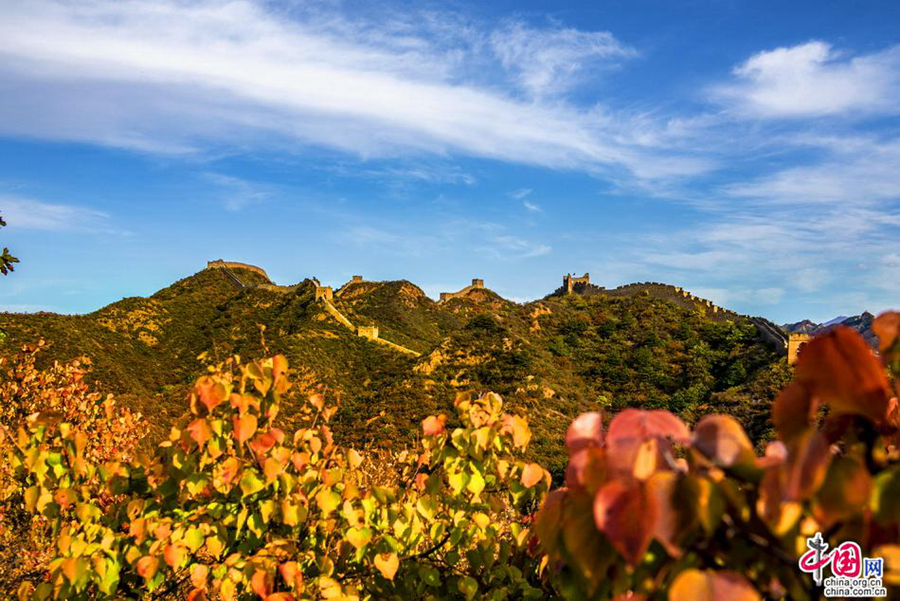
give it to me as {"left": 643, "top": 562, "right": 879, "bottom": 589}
{"left": 535, "top": 313, "right": 900, "bottom": 599}
{"left": 1, "top": 312, "right": 899, "bottom": 599}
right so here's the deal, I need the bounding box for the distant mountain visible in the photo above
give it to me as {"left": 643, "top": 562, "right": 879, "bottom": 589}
{"left": 782, "top": 312, "right": 877, "bottom": 347}
{"left": 0, "top": 263, "right": 789, "bottom": 473}
{"left": 822, "top": 315, "right": 850, "bottom": 327}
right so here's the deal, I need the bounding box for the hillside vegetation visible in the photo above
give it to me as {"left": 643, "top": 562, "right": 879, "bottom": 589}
{"left": 0, "top": 266, "right": 788, "bottom": 473}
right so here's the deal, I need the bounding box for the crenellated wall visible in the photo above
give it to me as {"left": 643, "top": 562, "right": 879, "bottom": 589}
{"left": 439, "top": 278, "right": 485, "bottom": 303}
{"left": 206, "top": 260, "right": 270, "bottom": 280}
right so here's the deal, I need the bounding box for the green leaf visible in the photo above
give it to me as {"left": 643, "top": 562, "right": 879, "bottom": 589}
{"left": 240, "top": 469, "right": 265, "bottom": 498}
{"left": 458, "top": 576, "right": 479, "bottom": 600}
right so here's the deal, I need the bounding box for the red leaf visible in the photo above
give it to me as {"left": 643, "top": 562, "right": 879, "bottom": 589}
{"left": 249, "top": 431, "right": 276, "bottom": 460}
{"left": 692, "top": 415, "right": 755, "bottom": 468}
{"left": 794, "top": 326, "right": 891, "bottom": 424}
{"left": 566, "top": 446, "right": 607, "bottom": 494}
{"left": 607, "top": 409, "right": 690, "bottom": 446}
{"left": 566, "top": 412, "right": 604, "bottom": 451}
{"left": 772, "top": 383, "right": 817, "bottom": 441}
{"left": 593, "top": 480, "right": 657, "bottom": 565}
{"left": 784, "top": 429, "right": 831, "bottom": 501}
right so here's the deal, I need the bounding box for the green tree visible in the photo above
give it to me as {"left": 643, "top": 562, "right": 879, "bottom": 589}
{"left": 0, "top": 214, "right": 18, "bottom": 275}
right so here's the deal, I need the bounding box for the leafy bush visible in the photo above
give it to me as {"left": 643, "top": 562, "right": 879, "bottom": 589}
{"left": 3, "top": 312, "right": 898, "bottom": 599}
{"left": 5, "top": 353, "right": 548, "bottom": 599}
{"left": 0, "top": 342, "right": 143, "bottom": 592}
{"left": 535, "top": 314, "right": 900, "bottom": 599}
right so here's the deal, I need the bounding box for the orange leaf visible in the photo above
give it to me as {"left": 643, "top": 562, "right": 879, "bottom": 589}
{"left": 272, "top": 354, "right": 289, "bottom": 379}
{"left": 136, "top": 556, "right": 159, "bottom": 580}
{"left": 233, "top": 414, "right": 258, "bottom": 446}
{"left": 794, "top": 326, "right": 890, "bottom": 424}
{"left": 279, "top": 561, "right": 302, "bottom": 589}
{"left": 813, "top": 455, "right": 872, "bottom": 528}
{"left": 186, "top": 418, "right": 213, "bottom": 449}
{"left": 421, "top": 414, "right": 447, "bottom": 436}
{"left": 669, "top": 569, "right": 761, "bottom": 601}
{"left": 250, "top": 569, "right": 271, "bottom": 598}
{"left": 374, "top": 552, "right": 399, "bottom": 581}
{"left": 196, "top": 377, "right": 226, "bottom": 413}
{"left": 265, "top": 595, "right": 295, "bottom": 601}
{"left": 784, "top": 429, "right": 830, "bottom": 501}
{"left": 502, "top": 414, "right": 532, "bottom": 448}
{"left": 647, "top": 471, "right": 682, "bottom": 558}
{"left": 521, "top": 462, "right": 545, "bottom": 488}
{"left": 593, "top": 480, "right": 657, "bottom": 565}
{"left": 190, "top": 564, "right": 209, "bottom": 589}
{"left": 873, "top": 311, "right": 900, "bottom": 354}
{"left": 163, "top": 544, "right": 185, "bottom": 568}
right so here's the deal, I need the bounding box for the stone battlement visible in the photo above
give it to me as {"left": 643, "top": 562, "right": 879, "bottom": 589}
{"left": 563, "top": 273, "right": 590, "bottom": 295}
{"left": 439, "top": 278, "right": 485, "bottom": 303}
{"left": 206, "top": 260, "right": 269, "bottom": 280}
{"left": 315, "top": 286, "right": 333, "bottom": 301}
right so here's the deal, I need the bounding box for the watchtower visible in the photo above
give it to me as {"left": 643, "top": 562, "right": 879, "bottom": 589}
{"left": 788, "top": 333, "right": 811, "bottom": 366}
{"left": 357, "top": 326, "right": 379, "bottom": 340}
{"left": 563, "top": 273, "right": 590, "bottom": 294}
{"left": 315, "top": 286, "right": 333, "bottom": 301}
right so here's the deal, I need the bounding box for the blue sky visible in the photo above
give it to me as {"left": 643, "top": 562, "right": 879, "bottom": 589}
{"left": 0, "top": 0, "right": 898, "bottom": 323}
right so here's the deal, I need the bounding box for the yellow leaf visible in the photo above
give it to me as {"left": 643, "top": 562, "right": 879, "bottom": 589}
{"left": 374, "top": 553, "right": 399, "bottom": 581}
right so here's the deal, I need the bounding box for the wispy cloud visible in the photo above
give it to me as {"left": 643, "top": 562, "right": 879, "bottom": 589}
{"left": 523, "top": 200, "right": 543, "bottom": 213}
{"left": 509, "top": 188, "right": 532, "bottom": 199}
{"left": 0, "top": 0, "right": 703, "bottom": 184}
{"left": 713, "top": 41, "right": 900, "bottom": 118}
{"left": 489, "top": 20, "right": 635, "bottom": 98}
{"left": 0, "top": 194, "right": 123, "bottom": 234}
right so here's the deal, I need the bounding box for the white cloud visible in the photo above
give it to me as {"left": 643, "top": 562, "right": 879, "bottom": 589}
{"left": 724, "top": 136, "right": 900, "bottom": 205}
{"left": 715, "top": 41, "right": 900, "bottom": 118}
{"left": 0, "top": 0, "right": 703, "bottom": 184}
{"left": 523, "top": 201, "right": 543, "bottom": 213}
{"left": 490, "top": 21, "right": 635, "bottom": 97}
{"left": 0, "top": 194, "right": 119, "bottom": 233}
{"left": 509, "top": 188, "right": 532, "bottom": 199}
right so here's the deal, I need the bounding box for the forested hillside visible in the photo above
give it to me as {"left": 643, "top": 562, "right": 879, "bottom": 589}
{"left": 0, "top": 265, "right": 788, "bottom": 473}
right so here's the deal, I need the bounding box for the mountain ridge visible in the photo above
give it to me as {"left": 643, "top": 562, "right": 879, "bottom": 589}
{"left": 0, "top": 262, "right": 793, "bottom": 473}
